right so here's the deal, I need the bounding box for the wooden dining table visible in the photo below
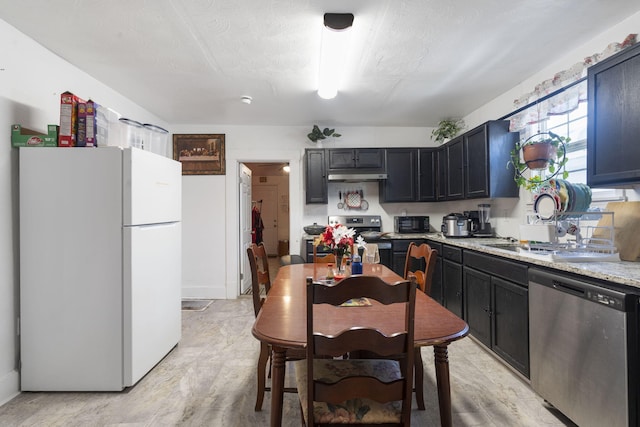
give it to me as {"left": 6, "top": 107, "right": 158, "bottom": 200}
{"left": 252, "top": 263, "right": 469, "bottom": 427}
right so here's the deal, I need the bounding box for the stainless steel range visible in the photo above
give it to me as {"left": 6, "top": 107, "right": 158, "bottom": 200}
{"left": 327, "top": 215, "right": 391, "bottom": 266}
{"left": 328, "top": 215, "right": 382, "bottom": 233}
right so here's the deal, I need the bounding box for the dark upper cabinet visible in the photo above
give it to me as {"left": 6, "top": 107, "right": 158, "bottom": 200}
{"left": 327, "top": 148, "right": 385, "bottom": 171}
{"left": 464, "top": 120, "right": 519, "bottom": 199}
{"left": 380, "top": 148, "right": 417, "bottom": 203}
{"left": 446, "top": 137, "right": 465, "bottom": 200}
{"left": 418, "top": 149, "right": 437, "bottom": 202}
{"left": 380, "top": 148, "right": 436, "bottom": 203}
{"left": 304, "top": 149, "right": 327, "bottom": 204}
{"left": 436, "top": 147, "right": 448, "bottom": 201}
{"left": 587, "top": 42, "right": 640, "bottom": 187}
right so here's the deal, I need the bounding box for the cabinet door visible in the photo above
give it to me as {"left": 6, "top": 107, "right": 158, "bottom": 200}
{"left": 587, "top": 42, "right": 640, "bottom": 187}
{"left": 305, "top": 149, "right": 327, "bottom": 204}
{"left": 355, "top": 149, "right": 385, "bottom": 169}
{"left": 328, "top": 148, "right": 385, "bottom": 169}
{"left": 464, "top": 126, "right": 489, "bottom": 198}
{"left": 380, "top": 148, "right": 417, "bottom": 203}
{"left": 492, "top": 277, "right": 529, "bottom": 377}
{"left": 418, "top": 148, "right": 437, "bottom": 202}
{"left": 463, "top": 267, "right": 492, "bottom": 347}
{"left": 446, "top": 137, "right": 464, "bottom": 199}
{"left": 442, "top": 259, "right": 463, "bottom": 318}
{"left": 430, "top": 255, "right": 443, "bottom": 304}
{"left": 436, "top": 147, "right": 447, "bottom": 201}
{"left": 392, "top": 251, "right": 407, "bottom": 276}
{"left": 328, "top": 149, "right": 355, "bottom": 169}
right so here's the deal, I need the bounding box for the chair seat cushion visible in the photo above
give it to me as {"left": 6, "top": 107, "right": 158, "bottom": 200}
{"left": 294, "top": 359, "right": 403, "bottom": 424}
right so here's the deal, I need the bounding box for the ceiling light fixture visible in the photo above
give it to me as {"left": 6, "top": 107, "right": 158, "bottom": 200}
{"left": 241, "top": 96, "right": 252, "bottom": 104}
{"left": 282, "top": 165, "right": 290, "bottom": 173}
{"left": 317, "top": 13, "right": 354, "bottom": 100}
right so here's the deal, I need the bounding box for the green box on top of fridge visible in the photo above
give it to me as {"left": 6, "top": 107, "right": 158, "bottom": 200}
{"left": 11, "top": 124, "right": 59, "bottom": 147}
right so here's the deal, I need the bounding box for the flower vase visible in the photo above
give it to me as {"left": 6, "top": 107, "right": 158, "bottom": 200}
{"left": 334, "top": 249, "right": 347, "bottom": 274}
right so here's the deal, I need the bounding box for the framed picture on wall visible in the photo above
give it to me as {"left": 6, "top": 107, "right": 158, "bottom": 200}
{"left": 172, "top": 134, "right": 226, "bottom": 175}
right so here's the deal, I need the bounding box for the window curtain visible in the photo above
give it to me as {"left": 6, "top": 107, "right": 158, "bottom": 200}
{"left": 509, "top": 34, "right": 638, "bottom": 136}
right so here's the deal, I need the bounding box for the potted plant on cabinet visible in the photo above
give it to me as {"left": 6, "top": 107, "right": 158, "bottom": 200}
{"left": 307, "top": 125, "right": 341, "bottom": 142}
{"left": 431, "top": 119, "right": 465, "bottom": 144}
{"left": 508, "top": 131, "right": 570, "bottom": 191}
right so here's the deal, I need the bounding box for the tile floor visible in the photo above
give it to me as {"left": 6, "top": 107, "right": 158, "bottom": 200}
{"left": 0, "top": 259, "right": 578, "bottom": 426}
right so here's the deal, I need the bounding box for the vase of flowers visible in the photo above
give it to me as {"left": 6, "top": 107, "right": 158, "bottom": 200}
{"left": 315, "top": 223, "right": 362, "bottom": 272}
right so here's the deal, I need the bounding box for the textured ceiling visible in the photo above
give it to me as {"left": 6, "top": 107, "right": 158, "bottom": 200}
{"left": 2, "top": 0, "right": 639, "bottom": 127}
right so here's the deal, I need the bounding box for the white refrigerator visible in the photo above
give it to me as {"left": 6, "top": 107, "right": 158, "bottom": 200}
{"left": 19, "top": 147, "right": 182, "bottom": 391}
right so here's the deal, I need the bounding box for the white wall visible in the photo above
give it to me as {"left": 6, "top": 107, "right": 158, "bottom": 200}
{"left": 0, "top": 19, "right": 167, "bottom": 405}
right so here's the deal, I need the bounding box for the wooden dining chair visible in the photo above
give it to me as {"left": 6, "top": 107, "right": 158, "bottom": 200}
{"left": 295, "top": 275, "right": 416, "bottom": 426}
{"left": 404, "top": 242, "right": 438, "bottom": 294}
{"left": 312, "top": 242, "right": 355, "bottom": 263}
{"left": 247, "top": 243, "right": 305, "bottom": 411}
{"left": 403, "top": 241, "right": 438, "bottom": 411}
{"left": 312, "top": 245, "right": 336, "bottom": 264}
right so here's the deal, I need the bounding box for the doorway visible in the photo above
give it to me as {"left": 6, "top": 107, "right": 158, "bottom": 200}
{"left": 241, "top": 162, "right": 290, "bottom": 283}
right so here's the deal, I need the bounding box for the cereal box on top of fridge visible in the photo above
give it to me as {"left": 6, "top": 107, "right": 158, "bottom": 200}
{"left": 58, "top": 91, "right": 85, "bottom": 147}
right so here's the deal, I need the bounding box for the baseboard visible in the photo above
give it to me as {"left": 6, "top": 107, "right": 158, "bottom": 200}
{"left": 0, "top": 368, "right": 20, "bottom": 406}
{"left": 181, "top": 286, "right": 227, "bottom": 300}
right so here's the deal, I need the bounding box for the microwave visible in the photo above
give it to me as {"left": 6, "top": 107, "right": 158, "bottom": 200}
{"left": 394, "top": 216, "right": 430, "bottom": 234}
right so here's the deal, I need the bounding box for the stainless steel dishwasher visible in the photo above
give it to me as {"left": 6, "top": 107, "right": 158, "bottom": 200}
{"left": 529, "top": 268, "right": 637, "bottom": 427}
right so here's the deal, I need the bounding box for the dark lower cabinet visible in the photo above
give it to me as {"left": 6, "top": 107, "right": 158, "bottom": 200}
{"left": 463, "top": 267, "right": 491, "bottom": 347}
{"left": 442, "top": 245, "right": 463, "bottom": 318}
{"left": 425, "top": 240, "right": 443, "bottom": 304}
{"left": 463, "top": 250, "right": 529, "bottom": 377}
{"left": 391, "top": 239, "right": 419, "bottom": 277}
{"left": 492, "top": 277, "right": 529, "bottom": 377}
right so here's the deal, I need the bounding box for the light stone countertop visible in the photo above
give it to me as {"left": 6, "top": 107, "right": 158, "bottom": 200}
{"left": 405, "top": 233, "right": 640, "bottom": 291}
{"left": 302, "top": 232, "right": 640, "bottom": 290}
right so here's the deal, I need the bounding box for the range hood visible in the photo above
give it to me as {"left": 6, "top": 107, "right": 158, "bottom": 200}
{"left": 327, "top": 173, "right": 388, "bottom": 182}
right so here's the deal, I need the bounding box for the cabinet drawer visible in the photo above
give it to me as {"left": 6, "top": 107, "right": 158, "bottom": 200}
{"left": 392, "top": 239, "right": 421, "bottom": 252}
{"left": 442, "top": 245, "right": 462, "bottom": 263}
{"left": 425, "top": 240, "right": 442, "bottom": 254}
{"left": 464, "top": 250, "right": 528, "bottom": 286}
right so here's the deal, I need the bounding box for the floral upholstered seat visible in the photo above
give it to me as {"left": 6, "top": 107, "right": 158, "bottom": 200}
{"left": 295, "top": 358, "right": 403, "bottom": 424}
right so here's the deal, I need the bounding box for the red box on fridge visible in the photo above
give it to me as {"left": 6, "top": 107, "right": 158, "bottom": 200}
{"left": 58, "top": 91, "right": 85, "bottom": 147}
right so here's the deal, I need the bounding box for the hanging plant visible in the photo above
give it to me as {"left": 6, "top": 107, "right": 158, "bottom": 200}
{"left": 431, "top": 119, "right": 465, "bottom": 144}
{"left": 508, "top": 131, "right": 570, "bottom": 191}
{"left": 307, "top": 125, "right": 341, "bottom": 142}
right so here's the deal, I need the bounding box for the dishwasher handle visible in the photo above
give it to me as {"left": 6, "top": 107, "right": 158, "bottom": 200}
{"left": 552, "top": 279, "right": 585, "bottom": 297}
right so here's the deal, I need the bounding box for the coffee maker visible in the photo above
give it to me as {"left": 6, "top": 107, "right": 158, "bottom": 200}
{"left": 464, "top": 210, "right": 481, "bottom": 234}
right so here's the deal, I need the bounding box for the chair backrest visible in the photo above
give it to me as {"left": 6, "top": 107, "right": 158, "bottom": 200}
{"left": 305, "top": 275, "right": 416, "bottom": 424}
{"left": 247, "top": 243, "right": 271, "bottom": 317}
{"left": 312, "top": 246, "right": 336, "bottom": 264}
{"left": 312, "top": 242, "right": 354, "bottom": 263}
{"left": 404, "top": 242, "right": 438, "bottom": 295}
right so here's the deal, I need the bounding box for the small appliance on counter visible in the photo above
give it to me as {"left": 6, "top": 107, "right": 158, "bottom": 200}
{"left": 441, "top": 213, "right": 471, "bottom": 237}
{"left": 394, "top": 215, "right": 430, "bottom": 234}
{"left": 465, "top": 203, "right": 494, "bottom": 237}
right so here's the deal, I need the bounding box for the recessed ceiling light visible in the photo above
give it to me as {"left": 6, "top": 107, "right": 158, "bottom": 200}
{"left": 241, "top": 96, "right": 252, "bottom": 104}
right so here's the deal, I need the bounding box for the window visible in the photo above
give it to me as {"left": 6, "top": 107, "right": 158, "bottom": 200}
{"left": 512, "top": 82, "right": 625, "bottom": 205}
